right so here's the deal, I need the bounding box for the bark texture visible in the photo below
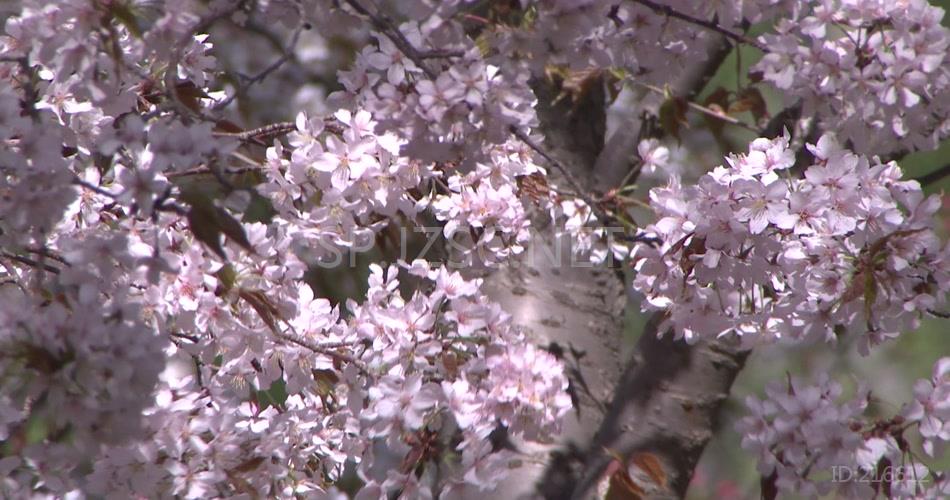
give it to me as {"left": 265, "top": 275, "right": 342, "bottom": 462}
{"left": 481, "top": 37, "right": 755, "bottom": 500}
{"left": 475, "top": 74, "right": 628, "bottom": 499}
{"left": 556, "top": 316, "right": 750, "bottom": 499}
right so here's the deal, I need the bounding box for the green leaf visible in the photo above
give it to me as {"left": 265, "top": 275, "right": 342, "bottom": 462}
{"left": 187, "top": 199, "right": 227, "bottom": 259}
{"left": 214, "top": 264, "right": 237, "bottom": 296}
{"left": 184, "top": 194, "right": 253, "bottom": 260}
{"left": 312, "top": 368, "right": 340, "bottom": 398}
{"left": 214, "top": 205, "right": 254, "bottom": 253}
{"left": 110, "top": 3, "right": 143, "bottom": 39}
{"left": 658, "top": 94, "right": 688, "bottom": 141}
{"left": 255, "top": 378, "right": 288, "bottom": 410}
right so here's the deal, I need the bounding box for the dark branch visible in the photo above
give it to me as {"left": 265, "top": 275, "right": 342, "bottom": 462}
{"left": 1, "top": 252, "right": 61, "bottom": 274}
{"left": 341, "top": 0, "right": 437, "bottom": 79}
{"left": 212, "top": 121, "right": 297, "bottom": 141}
{"left": 629, "top": 0, "right": 767, "bottom": 51}
{"left": 510, "top": 126, "right": 607, "bottom": 221}
{"left": 538, "top": 314, "right": 750, "bottom": 499}
{"left": 214, "top": 19, "right": 308, "bottom": 111}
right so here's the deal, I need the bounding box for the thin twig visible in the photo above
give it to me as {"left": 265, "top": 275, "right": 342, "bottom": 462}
{"left": 166, "top": 165, "right": 263, "bottom": 179}
{"left": 212, "top": 121, "right": 297, "bottom": 141}
{"left": 342, "top": 0, "right": 437, "bottom": 79}
{"left": 274, "top": 330, "right": 369, "bottom": 374}
{"left": 1, "top": 252, "right": 61, "bottom": 274}
{"left": 633, "top": 81, "right": 758, "bottom": 132}
{"left": 154, "top": 200, "right": 189, "bottom": 216}
{"left": 629, "top": 0, "right": 767, "bottom": 51}
{"left": 418, "top": 49, "right": 465, "bottom": 59}
{"left": 170, "top": 331, "right": 201, "bottom": 343}
{"left": 26, "top": 247, "right": 67, "bottom": 264}
{"left": 213, "top": 20, "right": 308, "bottom": 111}
{"left": 510, "top": 126, "right": 608, "bottom": 220}
{"left": 72, "top": 177, "right": 118, "bottom": 198}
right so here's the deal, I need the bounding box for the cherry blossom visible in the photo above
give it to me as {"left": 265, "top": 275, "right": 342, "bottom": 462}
{"left": 632, "top": 133, "right": 950, "bottom": 349}
{"left": 1, "top": 1, "right": 948, "bottom": 499}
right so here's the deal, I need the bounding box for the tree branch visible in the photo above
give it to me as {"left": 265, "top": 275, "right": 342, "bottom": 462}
{"left": 341, "top": 0, "right": 611, "bottom": 221}
{"left": 213, "top": 19, "right": 308, "bottom": 111}
{"left": 510, "top": 126, "right": 608, "bottom": 220}
{"left": 632, "top": 81, "right": 758, "bottom": 132}
{"left": 341, "top": 0, "right": 437, "bottom": 79}
{"left": 273, "top": 329, "right": 369, "bottom": 374}
{"left": 548, "top": 314, "right": 750, "bottom": 499}
{"left": 1, "top": 252, "right": 61, "bottom": 274}
{"left": 593, "top": 36, "right": 733, "bottom": 189}
{"left": 629, "top": 0, "right": 766, "bottom": 51}
{"left": 212, "top": 121, "right": 296, "bottom": 140}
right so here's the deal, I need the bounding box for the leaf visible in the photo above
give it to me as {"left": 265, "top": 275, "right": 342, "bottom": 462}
{"left": 703, "top": 87, "right": 731, "bottom": 140}
{"left": 704, "top": 87, "right": 731, "bottom": 109}
{"left": 629, "top": 452, "right": 668, "bottom": 490}
{"left": 214, "top": 119, "right": 245, "bottom": 134}
{"left": 238, "top": 288, "right": 281, "bottom": 333}
{"left": 517, "top": 172, "right": 551, "bottom": 204}
{"left": 214, "top": 264, "right": 237, "bottom": 296}
{"left": 241, "top": 191, "right": 276, "bottom": 224}
{"left": 312, "top": 368, "right": 339, "bottom": 398}
{"left": 187, "top": 200, "right": 227, "bottom": 259}
{"left": 232, "top": 456, "right": 265, "bottom": 473}
{"left": 474, "top": 32, "right": 492, "bottom": 58}
{"left": 255, "top": 378, "right": 288, "bottom": 411}
{"left": 109, "top": 3, "right": 143, "bottom": 39}
{"left": 174, "top": 81, "right": 210, "bottom": 114}
{"left": 214, "top": 205, "right": 254, "bottom": 253}
{"left": 659, "top": 94, "right": 689, "bottom": 141}
{"left": 553, "top": 68, "right": 604, "bottom": 108}
{"left": 185, "top": 195, "right": 254, "bottom": 260}
{"left": 729, "top": 88, "right": 768, "bottom": 123}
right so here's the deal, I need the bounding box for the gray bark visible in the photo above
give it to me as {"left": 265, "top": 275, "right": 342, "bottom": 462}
{"left": 479, "top": 38, "right": 753, "bottom": 500}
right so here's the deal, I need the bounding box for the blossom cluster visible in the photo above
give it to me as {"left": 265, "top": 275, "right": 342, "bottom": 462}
{"left": 0, "top": 1, "right": 571, "bottom": 497}
{"left": 756, "top": 0, "right": 950, "bottom": 155}
{"left": 632, "top": 134, "right": 949, "bottom": 349}
{"left": 110, "top": 261, "right": 569, "bottom": 498}
{"left": 737, "top": 359, "right": 950, "bottom": 499}
{"left": 554, "top": 198, "right": 632, "bottom": 265}
{"left": 262, "top": 109, "right": 435, "bottom": 260}
{"left": 2, "top": 0, "right": 949, "bottom": 498}
{"left": 903, "top": 357, "right": 950, "bottom": 458}
{"left": 430, "top": 141, "right": 544, "bottom": 265}
{"left": 0, "top": 288, "right": 165, "bottom": 492}
{"left": 497, "top": 0, "right": 788, "bottom": 81}
{"left": 338, "top": 20, "right": 538, "bottom": 167}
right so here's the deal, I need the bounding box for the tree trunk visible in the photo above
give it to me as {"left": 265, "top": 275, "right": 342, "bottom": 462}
{"left": 476, "top": 37, "right": 753, "bottom": 500}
